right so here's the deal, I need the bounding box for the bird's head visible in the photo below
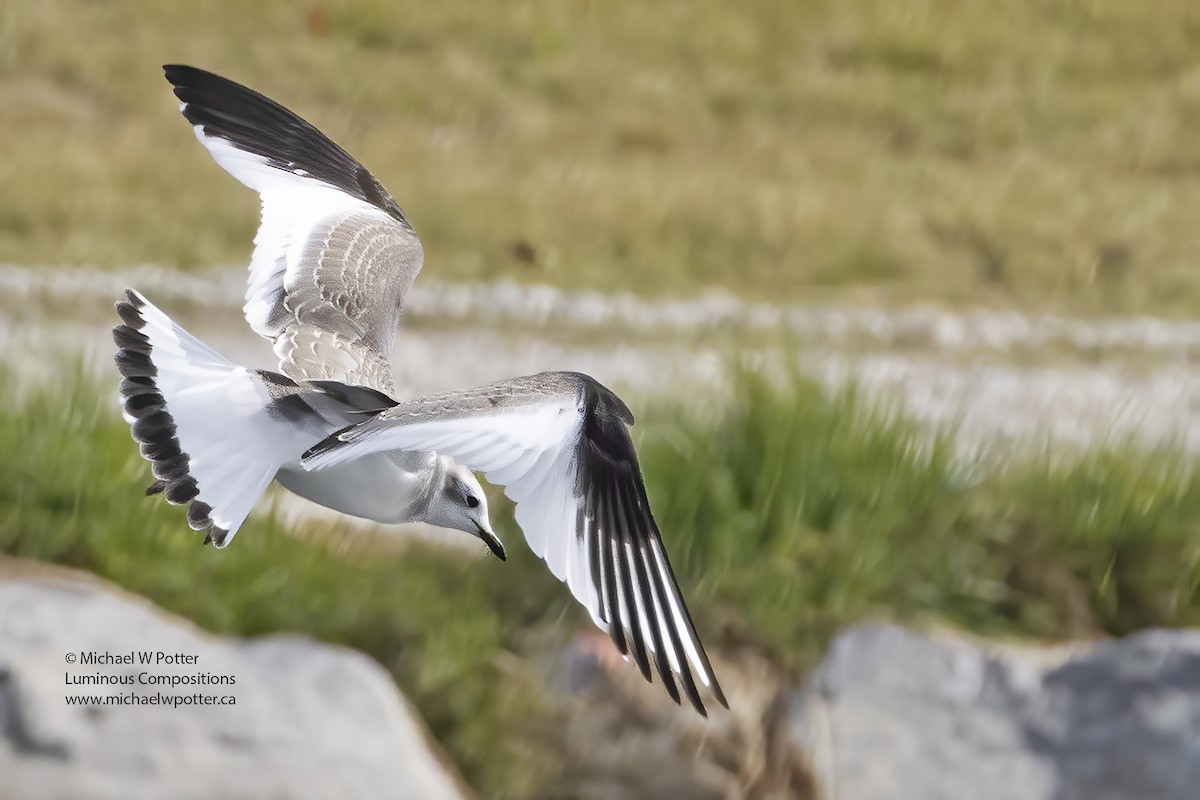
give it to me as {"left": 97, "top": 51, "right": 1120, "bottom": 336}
{"left": 420, "top": 458, "right": 504, "bottom": 560}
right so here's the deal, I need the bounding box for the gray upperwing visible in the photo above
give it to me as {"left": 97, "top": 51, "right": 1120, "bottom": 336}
{"left": 373, "top": 372, "right": 581, "bottom": 421}
{"left": 269, "top": 210, "right": 424, "bottom": 395}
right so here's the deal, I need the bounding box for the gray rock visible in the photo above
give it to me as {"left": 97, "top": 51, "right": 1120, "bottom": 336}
{"left": 0, "top": 564, "right": 468, "bottom": 800}
{"left": 794, "top": 624, "right": 1200, "bottom": 800}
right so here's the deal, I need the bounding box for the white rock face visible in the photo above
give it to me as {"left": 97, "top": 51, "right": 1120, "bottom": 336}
{"left": 795, "top": 624, "right": 1200, "bottom": 800}
{"left": 0, "top": 566, "right": 467, "bottom": 800}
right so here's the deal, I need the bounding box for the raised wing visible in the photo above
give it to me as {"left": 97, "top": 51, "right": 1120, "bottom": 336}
{"left": 164, "top": 65, "right": 424, "bottom": 394}
{"left": 302, "top": 372, "right": 727, "bottom": 715}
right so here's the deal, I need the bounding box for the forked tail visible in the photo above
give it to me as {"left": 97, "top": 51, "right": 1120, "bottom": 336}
{"left": 113, "top": 290, "right": 305, "bottom": 547}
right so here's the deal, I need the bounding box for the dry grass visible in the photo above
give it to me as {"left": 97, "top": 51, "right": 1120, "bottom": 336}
{"left": 4, "top": 1, "right": 1200, "bottom": 314}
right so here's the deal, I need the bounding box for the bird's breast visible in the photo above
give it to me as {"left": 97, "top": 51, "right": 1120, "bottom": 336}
{"left": 275, "top": 453, "right": 422, "bottom": 524}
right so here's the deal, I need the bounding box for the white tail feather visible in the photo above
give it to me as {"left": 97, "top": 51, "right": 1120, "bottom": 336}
{"left": 115, "top": 290, "right": 313, "bottom": 547}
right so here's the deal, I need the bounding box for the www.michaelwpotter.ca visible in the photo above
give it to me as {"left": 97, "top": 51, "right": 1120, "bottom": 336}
{"left": 77, "top": 651, "right": 199, "bottom": 665}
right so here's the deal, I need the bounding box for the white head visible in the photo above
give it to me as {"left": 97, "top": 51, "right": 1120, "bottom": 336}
{"left": 420, "top": 458, "right": 503, "bottom": 559}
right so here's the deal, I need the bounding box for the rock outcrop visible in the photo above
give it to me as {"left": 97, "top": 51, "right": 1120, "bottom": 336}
{"left": 0, "top": 561, "right": 468, "bottom": 800}
{"left": 545, "top": 623, "right": 1200, "bottom": 800}
{"left": 794, "top": 624, "right": 1200, "bottom": 800}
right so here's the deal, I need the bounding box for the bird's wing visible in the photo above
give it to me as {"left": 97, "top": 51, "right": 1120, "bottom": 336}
{"left": 165, "top": 65, "right": 424, "bottom": 395}
{"left": 302, "top": 372, "right": 727, "bottom": 715}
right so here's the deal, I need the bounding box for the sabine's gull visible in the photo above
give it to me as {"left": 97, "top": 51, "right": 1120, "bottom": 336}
{"left": 113, "top": 65, "right": 726, "bottom": 714}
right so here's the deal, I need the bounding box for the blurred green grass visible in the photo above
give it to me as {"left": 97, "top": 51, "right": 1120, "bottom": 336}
{"left": 4, "top": 366, "right": 1199, "bottom": 796}
{"left": 4, "top": 1, "right": 1200, "bottom": 313}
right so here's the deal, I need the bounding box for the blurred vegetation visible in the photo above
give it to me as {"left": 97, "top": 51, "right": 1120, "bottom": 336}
{"left": 4, "top": 368, "right": 1199, "bottom": 796}
{"left": 4, "top": 1, "right": 1200, "bottom": 313}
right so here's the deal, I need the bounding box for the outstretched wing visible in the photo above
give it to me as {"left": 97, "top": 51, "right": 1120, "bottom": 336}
{"left": 302, "top": 372, "right": 727, "bottom": 715}
{"left": 165, "top": 65, "right": 423, "bottom": 395}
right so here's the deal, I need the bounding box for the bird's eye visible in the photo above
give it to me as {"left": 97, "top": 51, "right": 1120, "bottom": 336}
{"left": 466, "top": 495, "right": 480, "bottom": 509}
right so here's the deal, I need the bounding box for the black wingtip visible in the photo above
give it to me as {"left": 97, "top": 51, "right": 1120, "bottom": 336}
{"left": 678, "top": 667, "right": 706, "bottom": 716}
{"left": 161, "top": 63, "right": 412, "bottom": 227}
{"left": 576, "top": 385, "right": 726, "bottom": 718}
{"left": 711, "top": 681, "right": 730, "bottom": 710}
{"left": 163, "top": 64, "right": 218, "bottom": 90}
{"left": 661, "top": 670, "right": 682, "bottom": 705}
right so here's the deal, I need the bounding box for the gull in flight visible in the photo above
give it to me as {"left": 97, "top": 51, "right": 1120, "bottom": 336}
{"left": 113, "top": 65, "right": 726, "bottom": 714}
